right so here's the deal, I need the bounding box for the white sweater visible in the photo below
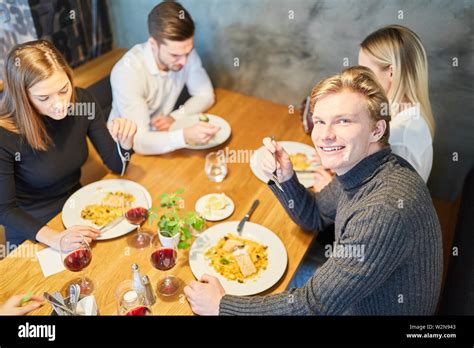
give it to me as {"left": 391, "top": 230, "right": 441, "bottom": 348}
{"left": 109, "top": 42, "right": 215, "bottom": 155}
{"left": 389, "top": 106, "right": 433, "bottom": 182}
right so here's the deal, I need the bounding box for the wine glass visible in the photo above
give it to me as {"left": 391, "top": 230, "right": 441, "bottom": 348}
{"left": 115, "top": 280, "right": 152, "bottom": 316}
{"left": 123, "top": 189, "right": 152, "bottom": 249}
{"left": 60, "top": 232, "right": 94, "bottom": 295}
{"left": 150, "top": 246, "right": 180, "bottom": 296}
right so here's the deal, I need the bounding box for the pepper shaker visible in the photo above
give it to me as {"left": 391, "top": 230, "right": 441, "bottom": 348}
{"left": 142, "top": 275, "right": 156, "bottom": 306}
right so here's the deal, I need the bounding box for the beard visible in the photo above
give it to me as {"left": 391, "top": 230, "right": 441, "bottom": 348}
{"left": 170, "top": 64, "right": 184, "bottom": 72}
{"left": 157, "top": 52, "right": 183, "bottom": 72}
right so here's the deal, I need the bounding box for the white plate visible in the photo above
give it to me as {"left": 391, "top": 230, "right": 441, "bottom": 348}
{"left": 195, "top": 193, "right": 235, "bottom": 221}
{"left": 250, "top": 141, "right": 318, "bottom": 188}
{"left": 62, "top": 179, "right": 152, "bottom": 240}
{"left": 189, "top": 221, "right": 288, "bottom": 296}
{"left": 169, "top": 113, "right": 231, "bottom": 150}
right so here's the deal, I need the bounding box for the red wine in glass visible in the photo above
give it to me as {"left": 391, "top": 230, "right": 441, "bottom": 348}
{"left": 63, "top": 249, "right": 92, "bottom": 272}
{"left": 150, "top": 247, "right": 180, "bottom": 296}
{"left": 123, "top": 190, "right": 152, "bottom": 250}
{"left": 125, "top": 207, "right": 148, "bottom": 225}
{"left": 151, "top": 248, "right": 177, "bottom": 270}
{"left": 60, "top": 232, "right": 94, "bottom": 295}
{"left": 124, "top": 306, "right": 151, "bottom": 316}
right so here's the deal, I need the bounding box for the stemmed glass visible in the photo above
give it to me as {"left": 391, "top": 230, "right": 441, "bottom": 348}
{"left": 60, "top": 232, "right": 94, "bottom": 295}
{"left": 150, "top": 246, "right": 180, "bottom": 296}
{"left": 123, "top": 189, "right": 152, "bottom": 249}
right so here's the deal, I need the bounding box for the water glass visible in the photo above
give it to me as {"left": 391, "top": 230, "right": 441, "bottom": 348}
{"left": 205, "top": 151, "right": 227, "bottom": 182}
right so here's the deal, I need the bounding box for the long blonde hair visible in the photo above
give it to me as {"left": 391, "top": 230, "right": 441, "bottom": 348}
{"left": 310, "top": 66, "right": 391, "bottom": 146}
{"left": 0, "top": 40, "right": 75, "bottom": 151}
{"left": 360, "top": 25, "right": 435, "bottom": 138}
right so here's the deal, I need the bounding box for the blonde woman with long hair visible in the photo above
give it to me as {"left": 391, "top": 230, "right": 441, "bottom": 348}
{"left": 358, "top": 24, "right": 434, "bottom": 182}
{"left": 313, "top": 25, "right": 435, "bottom": 192}
{"left": 0, "top": 40, "right": 137, "bottom": 251}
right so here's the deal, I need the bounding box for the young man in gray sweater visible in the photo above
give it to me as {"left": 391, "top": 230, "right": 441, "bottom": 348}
{"left": 184, "top": 66, "right": 443, "bottom": 315}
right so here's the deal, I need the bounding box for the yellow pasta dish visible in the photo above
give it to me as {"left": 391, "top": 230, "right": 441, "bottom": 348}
{"left": 205, "top": 234, "right": 268, "bottom": 283}
{"left": 81, "top": 191, "right": 135, "bottom": 226}
{"left": 289, "top": 152, "right": 311, "bottom": 171}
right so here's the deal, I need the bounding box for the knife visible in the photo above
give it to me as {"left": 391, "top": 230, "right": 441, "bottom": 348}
{"left": 99, "top": 216, "right": 125, "bottom": 232}
{"left": 237, "top": 199, "right": 260, "bottom": 234}
{"left": 294, "top": 169, "right": 317, "bottom": 174}
{"left": 43, "top": 292, "right": 75, "bottom": 316}
{"left": 52, "top": 291, "right": 67, "bottom": 316}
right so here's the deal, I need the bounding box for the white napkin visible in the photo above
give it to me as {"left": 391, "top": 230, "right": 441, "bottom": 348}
{"left": 36, "top": 247, "right": 65, "bottom": 277}
{"left": 75, "top": 295, "right": 98, "bottom": 315}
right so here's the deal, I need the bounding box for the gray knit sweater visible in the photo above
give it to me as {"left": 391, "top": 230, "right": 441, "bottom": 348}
{"left": 219, "top": 148, "right": 442, "bottom": 315}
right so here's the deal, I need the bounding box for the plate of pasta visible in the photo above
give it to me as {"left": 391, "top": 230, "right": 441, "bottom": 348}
{"left": 250, "top": 141, "right": 319, "bottom": 188}
{"left": 189, "top": 221, "right": 287, "bottom": 295}
{"left": 61, "top": 179, "right": 152, "bottom": 240}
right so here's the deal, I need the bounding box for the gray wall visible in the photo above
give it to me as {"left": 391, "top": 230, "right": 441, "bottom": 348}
{"left": 109, "top": 0, "right": 474, "bottom": 201}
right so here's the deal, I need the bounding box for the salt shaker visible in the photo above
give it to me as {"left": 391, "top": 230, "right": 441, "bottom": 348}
{"left": 131, "top": 263, "right": 144, "bottom": 296}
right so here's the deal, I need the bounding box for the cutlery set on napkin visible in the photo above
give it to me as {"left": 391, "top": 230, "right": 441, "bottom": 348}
{"left": 44, "top": 285, "right": 98, "bottom": 316}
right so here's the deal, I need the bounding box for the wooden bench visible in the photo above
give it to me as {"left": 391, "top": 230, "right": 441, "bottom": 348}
{"left": 73, "top": 49, "right": 126, "bottom": 90}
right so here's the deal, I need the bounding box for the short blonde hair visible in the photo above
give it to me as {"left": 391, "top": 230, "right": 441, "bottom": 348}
{"left": 310, "top": 66, "right": 391, "bottom": 146}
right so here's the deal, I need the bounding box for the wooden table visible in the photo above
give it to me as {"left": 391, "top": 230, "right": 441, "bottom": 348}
{"left": 0, "top": 88, "right": 316, "bottom": 315}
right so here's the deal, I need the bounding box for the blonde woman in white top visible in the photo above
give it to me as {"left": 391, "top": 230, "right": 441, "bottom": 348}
{"left": 313, "top": 25, "right": 435, "bottom": 191}
{"left": 358, "top": 24, "right": 435, "bottom": 183}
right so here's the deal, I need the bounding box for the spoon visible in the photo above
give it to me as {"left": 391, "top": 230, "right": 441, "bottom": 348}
{"left": 69, "top": 284, "right": 80, "bottom": 314}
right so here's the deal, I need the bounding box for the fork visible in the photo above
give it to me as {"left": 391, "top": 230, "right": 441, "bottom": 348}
{"left": 116, "top": 142, "right": 126, "bottom": 176}
{"left": 270, "top": 136, "right": 284, "bottom": 192}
